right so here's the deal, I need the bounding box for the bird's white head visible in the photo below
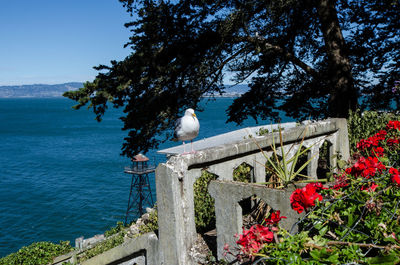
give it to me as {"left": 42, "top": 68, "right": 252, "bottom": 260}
{"left": 185, "top": 108, "right": 196, "bottom": 117}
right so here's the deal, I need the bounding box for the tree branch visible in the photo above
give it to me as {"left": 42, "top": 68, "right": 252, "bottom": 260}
{"left": 204, "top": 46, "right": 251, "bottom": 91}
{"left": 304, "top": 241, "right": 400, "bottom": 253}
{"left": 326, "top": 241, "right": 400, "bottom": 250}
{"left": 235, "top": 36, "right": 319, "bottom": 78}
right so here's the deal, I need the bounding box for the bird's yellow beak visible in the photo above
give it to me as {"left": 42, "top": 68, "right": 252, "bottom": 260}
{"left": 192, "top": 113, "right": 197, "bottom": 117}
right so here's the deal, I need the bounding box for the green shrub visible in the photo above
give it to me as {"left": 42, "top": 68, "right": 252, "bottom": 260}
{"left": 81, "top": 207, "right": 158, "bottom": 261}
{"left": 347, "top": 109, "right": 400, "bottom": 154}
{"left": 233, "top": 163, "right": 252, "bottom": 183}
{"left": 137, "top": 208, "right": 158, "bottom": 235}
{"left": 77, "top": 208, "right": 158, "bottom": 263}
{"left": 0, "top": 241, "right": 73, "bottom": 265}
{"left": 194, "top": 166, "right": 253, "bottom": 233}
{"left": 104, "top": 221, "right": 125, "bottom": 237}
{"left": 194, "top": 170, "right": 217, "bottom": 232}
{"left": 77, "top": 233, "right": 125, "bottom": 263}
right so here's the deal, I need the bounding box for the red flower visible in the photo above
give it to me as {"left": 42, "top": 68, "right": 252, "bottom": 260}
{"left": 387, "top": 138, "right": 399, "bottom": 146}
{"left": 386, "top": 120, "right": 400, "bottom": 131}
{"left": 265, "top": 210, "right": 287, "bottom": 225}
{"left": 391, "top": 175, "right": 400, "bottom": 185}
{"left": 372, "top": 147, "right": 384, "bottom": 157}
{"left": 390, "top": 167, "right": 399, "bottom": 175}
{"left": 345, "top": 156, "right": 385, "bottom": 178}
{"left": 357, "top": 138, "right": 374, "bottom": 151}
{"left": 253, "top": 224, "right": 274, "bottom": 243}
{"left": 236, "top": 224, "right": 274, "bottom": 257}
{"left": 290, "top": 189, "right": 306, "bottom": 213}
{"left": 236, "top": 228, "right": 257, "bottom": 254}
{"left": 389, "top": 167, "right": 400, "bottom": 186}
{"left": 308, "top": 182, "right": 327, "bottom": 191}
{"left": 290, "top": 183, "right": 324, "bottom": 214}
{"left": 370, "top": 183, "right": 378, "bottom": 191}
{"left": 356, "top": 130, "right": 388, "bottom": 153}
{"left": 375, "top": 130, "right": 388, "bottom": 141}
{"left": 361, "top": 182, "right": 378, "bottom": 192}
{"left": 356, "top": 134, "right": 382, "bottom": 151}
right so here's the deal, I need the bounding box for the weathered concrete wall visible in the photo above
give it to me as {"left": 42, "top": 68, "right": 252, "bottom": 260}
{"left": 155, "top": 118, "right": 349, "bottom": 264}
{"left": 81, "top": 232, "right": 158, "bottom": 265}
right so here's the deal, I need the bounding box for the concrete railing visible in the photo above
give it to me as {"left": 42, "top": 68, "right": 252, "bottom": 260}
{"left": 156, "top": 118, "right": 349, "bottom": 264}
{"left": 52, "top": 118, "right": 349, "bottom": 264}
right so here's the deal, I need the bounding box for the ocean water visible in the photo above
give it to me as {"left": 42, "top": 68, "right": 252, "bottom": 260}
{"left": 0, "top": 97, "right": 292, "bottom": 257}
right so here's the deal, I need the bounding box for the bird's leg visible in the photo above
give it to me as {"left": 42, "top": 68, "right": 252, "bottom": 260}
{"left": 190, "top": 140, "right": 197, "bottom": 154}
{"left": 182, "top": 141, "right": 194, "bottom": 155}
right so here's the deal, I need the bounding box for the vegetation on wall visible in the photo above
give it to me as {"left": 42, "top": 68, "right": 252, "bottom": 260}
{"left": 77, "top": 208, "right": 158, "bottom": 263}
{"left": 137, "top": 208, "right": 158, "bottom": 235}
{"left": 194, "top": 165, "right": 253, "bottom": 233}
{"left": 233, "top": 163, "right": 252, "bottom": 183}
{"left": 104, "top": 221, "right": 125, "bottom": 237}
{"left": 194, "top": 170, "right": 218, "bottom": 232}
{"left": 77, "top": 233, "right": 125, "bottom": 263}
{"left": 0, "top": 241, "right": 73, "bottom": 265}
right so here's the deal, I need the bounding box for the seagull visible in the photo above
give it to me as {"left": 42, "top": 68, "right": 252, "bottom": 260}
{"left": 173, "top": 108, "right": 200, "bottom": 154}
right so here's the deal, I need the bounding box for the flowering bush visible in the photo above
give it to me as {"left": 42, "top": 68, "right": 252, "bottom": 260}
{"left": 390, "top": 167, "right": 400, "bottom": 185}
{"left": 229, "top": 120, "right": 400, "bottom": 264}
{"left": 347, "top": 109, "right": 400, "bottom": 155}
{"left": 344, "top": 156, "right": 386, "bottom": 178}
{"left": 355, "top": 120, "right": 400, "bottom": 165}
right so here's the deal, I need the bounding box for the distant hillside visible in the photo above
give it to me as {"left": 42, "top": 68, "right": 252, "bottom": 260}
{"left": 224, "top": 84, "right": 249, "bottom": 95}
{"left": 204, "top": 84, "right": 249, "bottom": 97}
{"left": 0, "top": 82, "right": 83, "bottom": 98}
{"left": 0, "top": 82, "right": 248, "bottom": 98}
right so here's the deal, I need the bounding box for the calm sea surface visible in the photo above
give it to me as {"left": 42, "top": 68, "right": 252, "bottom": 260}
{"left": 0, "top": 97, "right": 292, "bottom": 257}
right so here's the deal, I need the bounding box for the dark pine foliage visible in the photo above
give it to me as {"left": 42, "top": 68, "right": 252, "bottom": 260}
{"left": 64, "top": 0, "right": 400, "bottom": 157}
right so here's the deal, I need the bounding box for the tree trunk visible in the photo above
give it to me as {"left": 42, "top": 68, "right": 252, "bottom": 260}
{"left": 316, "top": 0, "right": 358, "bottom": 118}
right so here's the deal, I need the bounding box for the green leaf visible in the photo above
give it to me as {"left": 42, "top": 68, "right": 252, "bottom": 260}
{"left": 366, "top": 253, "right": 400, "bottom": 265}
{"left": 319, "top": 226, "right": 328, "bottom": 236}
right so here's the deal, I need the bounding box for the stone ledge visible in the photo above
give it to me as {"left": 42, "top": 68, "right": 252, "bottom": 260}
{"left": 164, "top": 118, "right": 348, "bottom": 170}
{"left": 81, "top": 232, "right": 158, "bottom": 265}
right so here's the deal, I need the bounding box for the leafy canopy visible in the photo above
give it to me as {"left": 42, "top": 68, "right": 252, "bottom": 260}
{"left": 64, "top": 0, "right": 399, "bottom": 157}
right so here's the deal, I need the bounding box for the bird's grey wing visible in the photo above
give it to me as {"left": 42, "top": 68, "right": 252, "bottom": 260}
{"left": 173, "top": 118, "right": 182, "bottom": 140}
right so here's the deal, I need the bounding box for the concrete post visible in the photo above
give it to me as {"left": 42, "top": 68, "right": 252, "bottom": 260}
{"left": 334, "top": 118, "right": 350, "bottom": 162}
{"left": 308, "top": 144, "right": 320, "bottom": 179}
{"left": 156, "top": 158, "right": 201, "bottom": 265}
{"left": 156, "top": 163, "right": 188, "bottom": 264}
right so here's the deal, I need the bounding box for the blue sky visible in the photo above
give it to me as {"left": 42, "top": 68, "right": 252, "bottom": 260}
{"left": 0, "top": 0, "right": 133, "bottom": 85}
